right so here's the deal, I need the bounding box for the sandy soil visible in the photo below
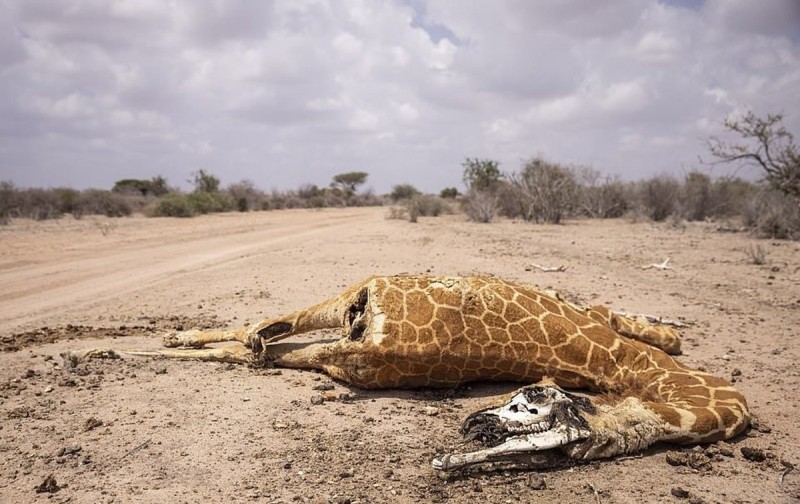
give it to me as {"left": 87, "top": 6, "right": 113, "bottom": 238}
{"left": 0, "top": 207, "right": 798, "bottom": 504}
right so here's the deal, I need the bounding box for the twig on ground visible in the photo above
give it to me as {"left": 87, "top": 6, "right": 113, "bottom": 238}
{"left": 586, "top": 481, "right": 602, "bottom": 504}
{"left": 780, "top": 462, "right": 795, "bottom": 487}
{"left": 641, "top": 258, "right": 672, "bottom": 270}
{"left": 121, "top": 438, "right": 151, "bottom": 460}
{"left": 530, "top": 263, "right": 568, "bottom": 272}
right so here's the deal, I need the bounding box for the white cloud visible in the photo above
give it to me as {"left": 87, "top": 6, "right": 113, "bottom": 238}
{"left": 0, "top": 0, "right": 799, "bottom": 192}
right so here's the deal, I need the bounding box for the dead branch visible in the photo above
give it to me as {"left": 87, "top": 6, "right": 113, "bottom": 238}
{"left": 121, "top": 438, "right": 151, "bottom": 460}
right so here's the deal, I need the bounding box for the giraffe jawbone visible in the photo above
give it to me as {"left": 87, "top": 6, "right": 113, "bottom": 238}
{"left": 431, "top": 385, "right": 593, "bottom": 472}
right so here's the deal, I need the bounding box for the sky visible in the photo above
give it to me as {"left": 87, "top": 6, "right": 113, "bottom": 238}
{"left": 1, "top": 0, "right": 799, "bottom": 194}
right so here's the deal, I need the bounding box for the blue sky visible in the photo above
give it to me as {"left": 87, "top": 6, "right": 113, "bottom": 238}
{"left": 1, "top": 0, "right": 798, "bottom": 193}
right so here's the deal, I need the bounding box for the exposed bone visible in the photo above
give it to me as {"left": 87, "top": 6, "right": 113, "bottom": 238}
{"left": 529, "top": 263, "right": 568, "bottom": 272}
{"left": 641, "top": 257, "right": 672, "bottom": 270}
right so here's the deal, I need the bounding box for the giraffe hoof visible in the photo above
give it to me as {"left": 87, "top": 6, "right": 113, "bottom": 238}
{"left": 162, "top": 330, "right": 204, "bottom": 348}
{"left": 431, "top": 386, "right": 593, "bottom": 471}
{"left": 60, "top": 348, "right": 121, "bottom": 368}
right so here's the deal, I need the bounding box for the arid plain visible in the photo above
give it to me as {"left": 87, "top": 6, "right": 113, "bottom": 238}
{"left": 0, "top": 207, "right": 798, "bottom": 503}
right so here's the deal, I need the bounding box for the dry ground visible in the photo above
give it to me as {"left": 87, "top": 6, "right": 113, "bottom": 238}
{"left": 0, "top": 207, "right": 798, "bottom": 504}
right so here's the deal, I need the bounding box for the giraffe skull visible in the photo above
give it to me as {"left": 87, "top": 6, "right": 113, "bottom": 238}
{"left": 431, "top": 386, "right": 593, "bottom": 471}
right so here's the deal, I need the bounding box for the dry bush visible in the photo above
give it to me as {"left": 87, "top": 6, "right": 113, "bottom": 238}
{"left": 506, "top": 157, "right": 577, "bottom": 224}
{"left": 385, "top": 206, "right": 409, "bottom": 220}
{"left": 347, "top": 189, "right": 385, "bottom": 207}
{"left": 708, "top": 177, "right": 755, "bottom": 218}
{"left": 14, "top": 189, "right": 64, "bottom": 220}
{"left": 405, "top": 195, "right": 450, "bottom": 222}
{"left": 495, "top": 181, "right": 525, "bottom": 219}
{"left": 574, "top": 167, "right": 628, "bottom": 218}
{"left": 678, "top": 172, "right": 712, "bottom": 221}
{"left": 77, "top": 189, "right": 133, "bottom": 217}
{"left": 744, "top": 188, "right": 800, "bottom": 239}
{"left": 0, "top": 181, "right": 16, "bottom": 224}
{"left": 744, "top": 244, "right": 768, "bottom": 265}
{"left": 636, "top": 175, "right": 681, "bottom": 222}
{"left": 226, "top": 180, "right": 264, "bottom": 212}
{"left": 462, "top": 188, "right": 498, "bottom": 223}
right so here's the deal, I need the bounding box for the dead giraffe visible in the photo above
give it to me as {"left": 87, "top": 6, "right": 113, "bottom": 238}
{"left": 65, "top": 275, "right": 750, "bottom": 471}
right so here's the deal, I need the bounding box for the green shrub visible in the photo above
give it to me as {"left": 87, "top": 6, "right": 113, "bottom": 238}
{"left": 149, "top": 193, "right": 195, "bottom": 217}
{"left": 440, "top": 187, "right": 459, "bottom": 199}
{"left": 390, "top": 184, "right": 420, "bottom": 202}
{"left": 186, "top": 191, "right": 233, "bottom": 214}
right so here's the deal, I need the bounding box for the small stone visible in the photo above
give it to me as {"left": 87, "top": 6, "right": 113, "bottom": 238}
{"left": 666, "top": 451, "right": 687, "bottom": 466}
{"left": 154, "top": 366, "right": 167, "bottom": 375}
{"left": 35, "top": 474, "right": 60, "bottom": 494}
{"left": 310, "top": 395, "right": 325, "bottom": 405}
{"left": 312, "top": 383, "right": 335, "bottom": 391}
{"left": 671, "top": 487, "right": 690, "bottom": 499}
{"left": 741, "top": 446, "right": 767, "bottom": 462}
{"left": 383, "top": 469, "right": 393, "bottom": 478}
{"left": 24, "top": 369, "right": 36, "bottom": 379}
{"left": 527, "top": 473, "right": 546, "bottom": 490}
{"left": 387, "top": 455, "right": 401, "bottom": 463}
{"left": 716, "top": 442, "right": 734, "bottom": 457}
{"left": 242, "top": 397, "right": 250, "bottom": 402}
{"left": 689, "top": 496, "right": 706, "bottom": 504}
{"left": 472, "top": 482, "right": 483, "bottom": 492}
{"left": 334, "top": 497, "right": 351, "bottom": 504}
{"left": 424, "top": 406, "right": 440, "bottom": 416}
{"left": 84, "top": 417, "right": 103, "bottom": 432}
{"left": 44, "top": 386, "right": 53, "bottom": 393}
{"left": 339, "top": 470, "right": 353, "bottom": 479}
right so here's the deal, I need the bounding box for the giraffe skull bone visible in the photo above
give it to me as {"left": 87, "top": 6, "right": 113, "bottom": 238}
{"left": 432, "top": 386, "right": 592, "bottom": 470}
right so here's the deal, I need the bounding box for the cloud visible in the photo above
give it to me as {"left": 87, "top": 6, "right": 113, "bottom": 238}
{"left": 0, "top": 0, "right": 799, "bottom": 192}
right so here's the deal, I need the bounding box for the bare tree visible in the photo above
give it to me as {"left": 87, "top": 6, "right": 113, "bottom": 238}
{"left": 507, "top": 157, "right": 577, "bottom": 224}
{"left": 573, "top": 166, "right": 628, "bottom": 219}
{"left": 707, "top": 112, "right": 800, "bottom": 199}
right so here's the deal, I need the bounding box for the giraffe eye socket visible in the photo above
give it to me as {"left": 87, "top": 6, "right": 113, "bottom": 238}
{"left": 510, "top": 403, "right": 538, "bottom": 414}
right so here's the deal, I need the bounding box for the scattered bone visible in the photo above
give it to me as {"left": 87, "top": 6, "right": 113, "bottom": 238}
{"left": 529, "top": 263, "right": 568, "bottom": 273}
{"left": 641, "top": 258, "right": 672, "bottom": 270}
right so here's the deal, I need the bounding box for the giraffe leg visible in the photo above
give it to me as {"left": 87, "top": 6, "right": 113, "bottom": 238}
{"left": 168, "top": 280, "right": 373, "bottom": 352}
{"left": 586, "top": 305, "right": 682, "bottom": 354}
{"left": 62, "top": 343, "right": 255, "bottom": 366}
{"left": 162, "top": 328, "right": 249, "bottom": 348}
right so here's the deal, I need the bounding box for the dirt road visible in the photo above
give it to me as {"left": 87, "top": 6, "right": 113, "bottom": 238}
{"left": 0, "top": 208, "right": 798, "bottom": 503}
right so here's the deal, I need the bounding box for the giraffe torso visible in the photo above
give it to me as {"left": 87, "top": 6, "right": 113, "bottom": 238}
{"left": 329, "top": 276, "right": 631, "bottom": 389}
{"left": 316, "top": 275, "right": 747, "bottom": 443}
